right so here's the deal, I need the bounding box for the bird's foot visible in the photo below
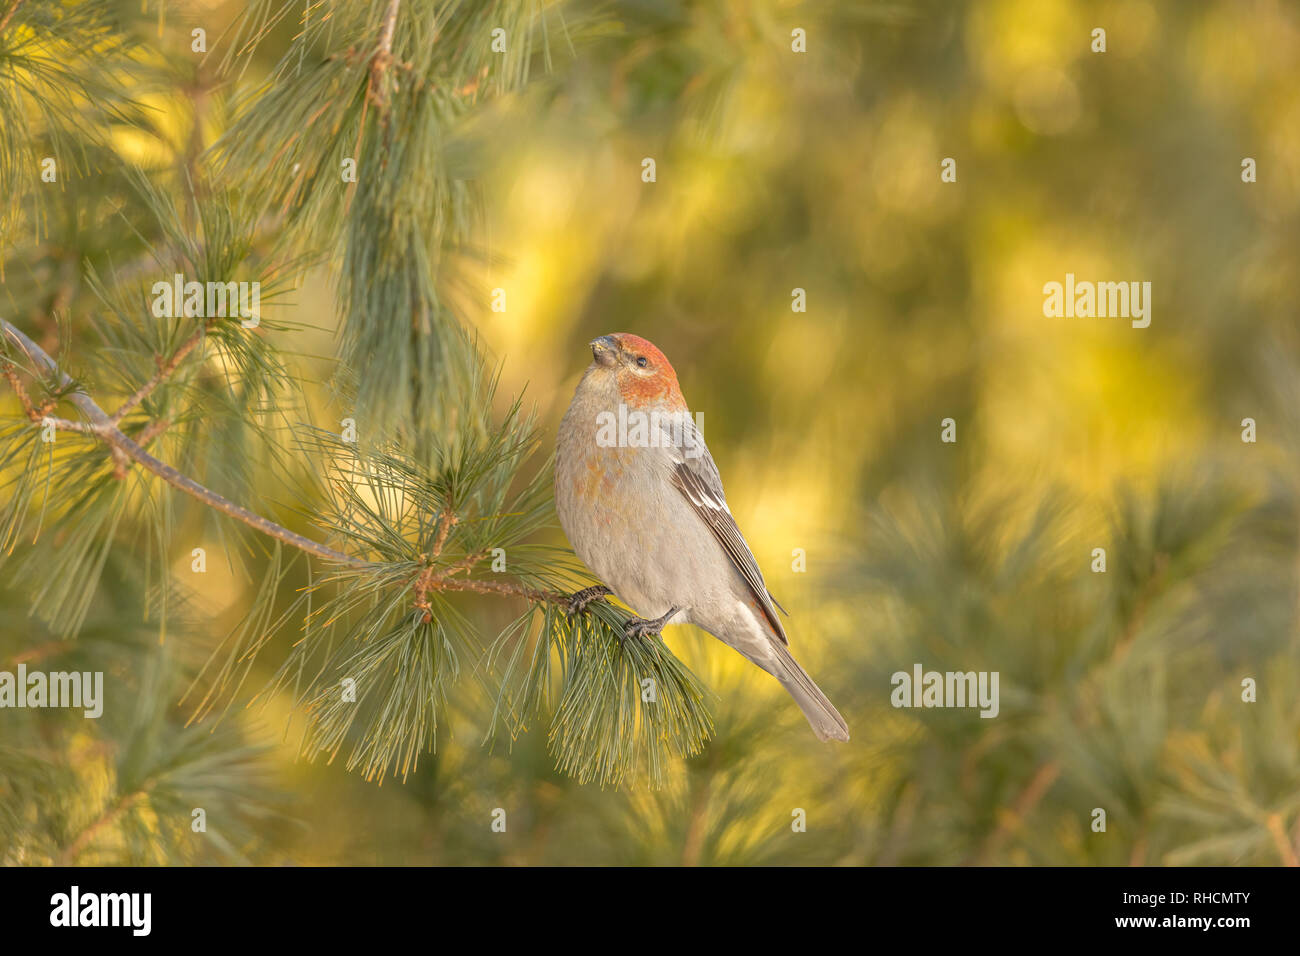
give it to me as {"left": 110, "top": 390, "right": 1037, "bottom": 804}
{"left": 622, "top": 606, "right": 681, "bottom": 642}
{"left": 565, "top": 584, "right": 612, "bottom": 619}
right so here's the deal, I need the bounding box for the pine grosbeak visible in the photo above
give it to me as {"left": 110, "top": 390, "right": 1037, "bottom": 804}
{"left": 556, "top": 333, "right": 849, "bottom": 742}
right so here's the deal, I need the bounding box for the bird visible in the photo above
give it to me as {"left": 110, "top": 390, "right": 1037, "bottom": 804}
{"left": 555, "top": 332, "right": 850, "bottom": 742}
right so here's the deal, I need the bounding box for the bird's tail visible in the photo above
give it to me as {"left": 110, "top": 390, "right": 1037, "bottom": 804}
{"left": 766, "top": 641, "right": 850, "bottom": 742}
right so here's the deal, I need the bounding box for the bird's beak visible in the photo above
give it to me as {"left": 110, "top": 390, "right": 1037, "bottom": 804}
{"left": 590, "top": 335, "right": 619, "bottom": 368}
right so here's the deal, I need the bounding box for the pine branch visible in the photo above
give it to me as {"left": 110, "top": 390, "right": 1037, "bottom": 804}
{"left": 108, "top": 321, "right": 210, "bottom": 426}
{"left": 2, "top": 317, "right": 358, "bottom": 566}
{"left": 1265, "top": 813, "right": 1299, "bottom": 867}
{"left": 0, "top": 0, "right": 24, "bottom": 36}
{"left": 974, "top": 760, "right": 1062, "bottom": 865}
{"left": 58, "top": 784, "right": 151, "bottom": 864}
{"left": 367, "top": 0, "right": 402, "bottom": 109}
{"left": 1, "top": 2, "right": 718, "bottom": 794}
{"left": 3, "top": 317, "right": 582, "bottom": 610}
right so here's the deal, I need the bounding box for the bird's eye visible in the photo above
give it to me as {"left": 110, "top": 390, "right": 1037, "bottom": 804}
{"left": 636, "top": 356, "right": 649, "bottom": 368}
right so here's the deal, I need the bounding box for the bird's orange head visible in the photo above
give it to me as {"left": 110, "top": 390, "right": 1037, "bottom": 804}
{"left": 587, "top": 333, "right": 686, "bottom": 410}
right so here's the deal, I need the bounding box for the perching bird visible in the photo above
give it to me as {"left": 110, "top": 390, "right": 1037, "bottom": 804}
{"left": 555, "top": 333, "right": 849, "bottom": 742}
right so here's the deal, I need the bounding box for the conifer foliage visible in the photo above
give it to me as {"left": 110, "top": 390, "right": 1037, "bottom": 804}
{"left": 1, "top": 0, "right": 714, "bottom": 863}
{"left": 3, "top": 1, "right": 1299, "bottom": 867}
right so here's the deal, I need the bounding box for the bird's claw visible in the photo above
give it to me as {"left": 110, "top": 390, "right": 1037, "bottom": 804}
{"left": 565, "top": 584, "right": 612, "bottom": 619}
{"left": 621, "top": 607, "right": 681, "bottom": 642}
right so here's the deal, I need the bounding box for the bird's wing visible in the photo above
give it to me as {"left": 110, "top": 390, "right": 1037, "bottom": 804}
{"left": 664, "top": 417, "right": 789, "bottom": 644}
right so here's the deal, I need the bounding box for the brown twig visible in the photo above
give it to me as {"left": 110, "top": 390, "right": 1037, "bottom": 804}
{"left": 134, "top": 416, "right": 172, "bottom": 448}
{"left": 974, "top": 760, "right": 1062, "bottom": 864}
{"left": 59, "top": 784, "right": 153, "bottom": 864}
{"left": 3, "top": 318, "right": 360, "bottom": 566}
{"left": 376, "top": 0, "right": 401, "bottom": 59}
{"left": 7, "top": 640, "right": 69, "bottom": 667}
{"left": 0, "top": 0, "right": 25, "bottom": 36}
{"left": 2, "top": 318, "right": 572, "bottom": 615}
{"left": 1265, "top": 813, "right": 1299, "bottom": 867}
{"left": 430, "top": 510, "right": 458, "bottom": 558}
{"left": 0, "top": 355, "right": 41, "bottom": 421}
{"left": 680, "top": 762, "right": 715, "bottom": 866}
{"left": 435, "top": 576, "right": 561, "bottom": 604}
{"left": 412, "top": 526, "right": 563, "bottom": 622}
{"left": 413, "top": 510, "right": 463, "bottom": 620}
{"left": 366, "top": 0, "right": 402, "bottom": 109}
{"left": 111, "top": 324, "right": 209, "bottom": 425}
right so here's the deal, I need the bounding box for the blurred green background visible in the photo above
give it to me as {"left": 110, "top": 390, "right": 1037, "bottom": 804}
{"left": 3, "top": 0, "right": 1300, "bottom": 865}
